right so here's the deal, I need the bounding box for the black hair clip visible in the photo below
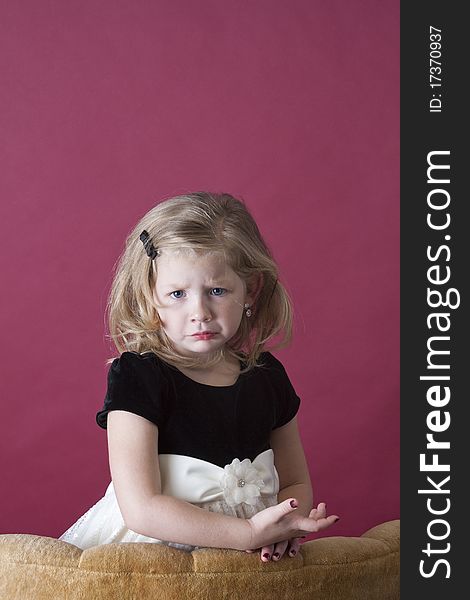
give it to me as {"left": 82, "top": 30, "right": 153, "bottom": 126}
{"left": 139, "top": 230, "right": 159, "bottom": 260}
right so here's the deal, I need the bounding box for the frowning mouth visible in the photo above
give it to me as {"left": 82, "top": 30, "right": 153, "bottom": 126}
{"left": 192, "top": 332, "right": 217, "bottom": 339}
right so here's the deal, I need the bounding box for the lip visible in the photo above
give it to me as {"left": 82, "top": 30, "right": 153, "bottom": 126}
{"left": 192, "top": 331, "right": 217, "bottom": 337}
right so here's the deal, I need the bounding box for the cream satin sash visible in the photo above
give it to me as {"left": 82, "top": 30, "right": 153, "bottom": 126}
{"left": 159, "top": 449, "right": 279, "bottom": 505}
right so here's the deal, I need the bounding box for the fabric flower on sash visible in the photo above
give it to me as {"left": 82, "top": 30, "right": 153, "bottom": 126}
{"left": 220, "top": 458, "right": 265, "bottom": 507}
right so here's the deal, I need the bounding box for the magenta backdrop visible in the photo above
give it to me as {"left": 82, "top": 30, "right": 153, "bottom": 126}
{"left": 0, "top": 0, "right": 399, "bottom": 540}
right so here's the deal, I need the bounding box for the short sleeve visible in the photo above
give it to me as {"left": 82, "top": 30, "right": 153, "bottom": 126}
{"left": 96, "top": 352, "right": 167, "bottom": 429}
{"left": 267, "top": 353, "right": 301, "bottom": 429}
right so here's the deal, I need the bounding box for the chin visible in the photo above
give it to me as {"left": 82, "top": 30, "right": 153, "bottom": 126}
{"left": 187, "top": 340, "right": 226, "bottom": 355}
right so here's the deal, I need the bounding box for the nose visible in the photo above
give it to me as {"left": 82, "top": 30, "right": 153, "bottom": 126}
{"left": 190, "top": 296, "right": 212, "bottom": 322}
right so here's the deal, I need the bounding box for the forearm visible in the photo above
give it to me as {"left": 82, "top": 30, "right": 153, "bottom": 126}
{"left": 277, "top": 482, "right": 313, "bottom": 517}
{"left": 130, "top": 494, "right": 251, "bottom": 550}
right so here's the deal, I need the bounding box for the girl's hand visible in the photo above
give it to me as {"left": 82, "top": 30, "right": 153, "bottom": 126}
{"left": 245, "top": 500, "right": 339, "bottom": 561}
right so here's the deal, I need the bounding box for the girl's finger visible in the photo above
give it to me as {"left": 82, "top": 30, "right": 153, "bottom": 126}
{"left": 314, "top": 515, "right": 340, "bottom": 532}
{"left": 309, "top": 502, "right": 327, "bottom": 520}
{"left": 316, "top": 502, "right": 327, "bottom": 519}
{"left": 287, "top": 537, "right": 301, "bottom": 557}
{"left": 272, "top": 539, "right": 289, "bottom": 561}
{"left": 260, "top": 544, "right": 275, "bottom": 562}
{"left": 297, "top": 513, "right": 339, "bottom": 534}
{"left": 308, "top": 507, "right": 318, "bottom": 519}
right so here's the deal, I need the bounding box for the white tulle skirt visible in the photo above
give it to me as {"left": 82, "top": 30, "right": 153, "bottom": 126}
{"left": 59, "top": 450, "right": 279, "bottom": 551}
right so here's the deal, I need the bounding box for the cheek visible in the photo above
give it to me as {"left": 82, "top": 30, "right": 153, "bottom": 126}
{"left": 157, "top": 307, "right": 172, "bottom": 321}
{"left": 223, "top": 304, "right": 243, "bottom": 326}
{"left": 155, "top": 305, "right": 172, "bottom": 326}
{"left": 158, "top": 306, "right": 187, "bottom": 327}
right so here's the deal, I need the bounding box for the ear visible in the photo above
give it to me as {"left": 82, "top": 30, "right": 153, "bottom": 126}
{"left": 245, "top": 272, "right": 264, "bottom": 306}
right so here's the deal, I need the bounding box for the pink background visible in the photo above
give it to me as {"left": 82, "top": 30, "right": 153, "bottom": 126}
{"left": 0, "top": 0, "right": 399, "bottom": 540}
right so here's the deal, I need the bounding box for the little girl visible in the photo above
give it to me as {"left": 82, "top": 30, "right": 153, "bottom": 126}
{"left": 59, "top": 191, "right": 338, "bottom": 562}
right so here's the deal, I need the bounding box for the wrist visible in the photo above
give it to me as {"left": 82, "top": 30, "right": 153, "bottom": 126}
{"left": 239, "top": 518, "right": 256, "bottom": 551}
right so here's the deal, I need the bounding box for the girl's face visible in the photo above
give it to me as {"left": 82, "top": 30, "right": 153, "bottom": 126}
{"left": 153, "top": 250, "right": 253, "bottom": 359}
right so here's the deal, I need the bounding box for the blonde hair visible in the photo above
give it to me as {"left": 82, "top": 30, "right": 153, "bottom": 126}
{"left": 106, "top": 191, "right": 293, "bottom": 373}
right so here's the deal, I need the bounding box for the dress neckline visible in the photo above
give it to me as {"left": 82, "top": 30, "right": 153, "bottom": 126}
{"left": 174, "top": 359, "right": 246, "bottom": 389}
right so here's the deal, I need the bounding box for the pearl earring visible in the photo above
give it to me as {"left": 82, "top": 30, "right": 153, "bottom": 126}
{"left": 244, "top": 303, "right": 252, "bottom": 317}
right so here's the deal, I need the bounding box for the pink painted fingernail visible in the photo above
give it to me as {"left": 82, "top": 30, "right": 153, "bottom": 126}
{"left": 290, "top": 500, "right": 298, "bottom": 508}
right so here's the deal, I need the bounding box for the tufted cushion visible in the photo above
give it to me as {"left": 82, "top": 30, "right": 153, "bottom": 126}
{"left": 0, "top": 520, "right": 399, "bottom": 600}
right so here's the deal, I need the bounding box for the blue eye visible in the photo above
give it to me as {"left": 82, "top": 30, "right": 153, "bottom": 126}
{"left": 170, "top": 290, "right": 185, "bottom": 299}
{"left": 211, "top": 287, "right": 226, "bottom": 296}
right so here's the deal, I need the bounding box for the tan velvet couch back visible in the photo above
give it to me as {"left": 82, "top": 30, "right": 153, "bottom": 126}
{"left": 0, "top": 520, "right": 399, "bottom": 600}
